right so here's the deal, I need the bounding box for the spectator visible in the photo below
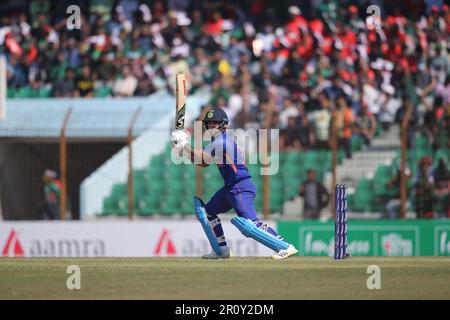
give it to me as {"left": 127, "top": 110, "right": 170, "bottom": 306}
{"left": 414, "top": 156, "right": 435, "bottom": 219}
{"left": 435, "top": 75, "right": 450, "bottom": 107}
{"left": 296, "top": 101, "right": 311, "bottom": 148}
{"left": 279, "top": 98, "right": 299, "bottom": 129}
{"left": 434, "top": 158, "right": 450, "bottom": 218}
{"left": 0, "top": 0, "right": 446, "bottom": 109}
{"left": 415, "top": 61, "right": 436, "bottom": 99}
{"left": 41, "top": 169, "right": 61, "bottom": 220}
{"left": 50, "top": 50, "right": 69, "bottom": 82}
{"left": 310, "top": 92, "right": 332, "bottom": 149}
{"left": 134, "top": 69, "right": 156, "bottom": 96}
{"left": 189, "top": 47, "right": 211, "bottom": 91}
{"left": 280, "top": 116, "right": 302, "bottom": 152}
{"left": 75, "top": 65, "right": 95, "bottom": 97}
{"left": 227, "top": 85, "right": 257, "bottom": 127}
{"left": 299, "top": 169, "right": 330, "bottom": 220}
{"left": 53, "top": 67, "right": 76, "bottom": 97}
{"left": 385, "top": 167, "right": 412, "bottom": 219}
{"left": 224, "top": 35, "right": 249, "bottom": 69}
{"left": 335, "top": 95, "right": 355, "bottom": 159}
{"left": 430, "top": 43, "right": 448, "bottom": 84}
{"left": 29, "top": 0, "right": 50, "bottom": 27}
{"left": 215, "top": 95, "right": 230, "bottom": 114}
{"left": 355, "top": 102, "right": 377, "bottom": 147}
{"left": 6, "top": 55, "right": 27, "bottom": 88}
{"left": 113, "top": 66, "right": 138, "bottom": 97}
{"left": 96, "top": 53, "right": 117, "bottom": 82}
{"left": 422, "top": 95, "right": 446, "bottom": 149}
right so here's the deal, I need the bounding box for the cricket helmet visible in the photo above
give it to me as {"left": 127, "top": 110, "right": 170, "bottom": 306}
{"left": 203, "top": 108, "right": 229, "bottom": 130}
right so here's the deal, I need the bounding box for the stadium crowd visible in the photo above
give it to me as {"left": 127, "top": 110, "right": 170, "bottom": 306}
{"left": 1, "top": 1, "right": 448, "bottom": 143}
{"left": 0, "top": 1, "right": 449, "bottom": 217}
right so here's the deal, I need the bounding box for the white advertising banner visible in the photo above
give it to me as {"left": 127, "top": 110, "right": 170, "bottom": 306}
{"left": 0, "top": 220, "right": 276, "bottom": 257}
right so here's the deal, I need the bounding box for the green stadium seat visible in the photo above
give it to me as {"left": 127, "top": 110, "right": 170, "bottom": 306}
{"left": 148, "top": 179, "right": 165, "bottom": 193}
{"left": 179, "top": 199, "right": 194, "bottom": 215}
{"left": 283, "top": 162, "right": 302, "bottom": 176}
{"left": 160, "top": 197, "right": 180, "bottom": 215}
{"left": 247, "top": 164, "right": 261, "bottom": 177}
{"left": 38, "top": 86, "right": 52, "bottom": 98}
{"left": 163, "top": 164, "right": 184, "bottom": 180}
{"left": 283, "top": 152, "right": 302, "bottom": 166}
{"left": 164, "top": 142, "right": 174, "bottom": 157}
{"left": 351, "top": 135, "right": 363, "bottom": 152}
{"left": 202, "top": 165, "right": 220, "bottom": 180}
{"left": 17, "top": 86, "right": 34, "bottom": 98}
{"left": 374, "top": 124, "right": 382, "bottom": 137}
{"left": 149, "top": 167, "right": 164, "bottom": 180}
{"left": 94, "top": 86, "right": 112, "bottom": 97}
{"left": 166, "top": 179, "right": 187, "bottom": 194}
{"left": 319, "top": 151, "right": 332, "bottom": 171}
{"left": 338, "top": 150, "right": 345, "bottom": 164}
{"left": 150, "top": 154, "right": 166, "bottom": 168}
{"left": 134, "top": 178, "right": 147, "bottom": 193}
{"left": 373, "top": 165, "right": 393, "bottom": 192}
{"left": 204, "top": 177, "right": 222, "bottom": 188}
{"left": 284, "top": 178, "right": 301, "bottom": 200}
{"left": 111, "top": 183, "right": 127, "bottom": 199}
{"left": 181, "top": 165, "right": 196, "bottom": 180}
{"left": 415, "top": 135, "right": 428, "bottom": 148}
{"left": 434, "top": 149, "right": 450, "bottom": 164}
{"left": 251, "top": 172, "right": 262, "bottom": 185}
{"left": 116, "top": 196, "right": 129, "bottom": 216}
{"left": 102, "top": 196, "right": 117, "bottom": 215}
{"left": 435, "top": 133, "right": 449, "bottom": 149}
{"left": 358, "top": 177, "right": 372, "bottom": 190}
{"left": 346, "top": 192, "right": 355, "bottom": 211}
{"left": 179, "top": 176, "right": 196, "bottom": 190}
{"left": 300, "top": 151, "right": 323, "bottom": 179}
{"left": 270, "top": 191, "right": 284, "bottom": 212}
{"left": 352, "top": 191, "right": 372, "bottom": 212}
{"left": 137, "top": 193, "right": 160, "bottom": 216}
{"left": 134, "top": 169, "right": 147, "bottom": 181}
{"left": 7, "top": 87, "right": 16, "bottom": 98}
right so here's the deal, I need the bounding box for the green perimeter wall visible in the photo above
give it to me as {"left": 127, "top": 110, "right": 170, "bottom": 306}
{"left": 277, "top": 220, "right": 450, "bottom": 256}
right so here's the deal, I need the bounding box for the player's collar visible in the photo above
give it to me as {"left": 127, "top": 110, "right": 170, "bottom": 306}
{"left": 211, "top": 130, "right": 226, "bottom": 142}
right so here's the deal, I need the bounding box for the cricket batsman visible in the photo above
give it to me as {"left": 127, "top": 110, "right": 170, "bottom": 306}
{"left": 171, "top": 108, "right": 298, "bottom": 260}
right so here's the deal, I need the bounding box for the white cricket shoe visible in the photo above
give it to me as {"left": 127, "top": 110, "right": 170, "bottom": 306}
{"left": 272, "top": 244, "right": 298, "bottom": 260}
{"left": 202, "top": 246, "right": 231, "bottom": 259}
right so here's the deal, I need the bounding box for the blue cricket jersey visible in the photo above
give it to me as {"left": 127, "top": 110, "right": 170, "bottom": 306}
{"left": 204, "top": 131, "right": 251, "bottom": 187}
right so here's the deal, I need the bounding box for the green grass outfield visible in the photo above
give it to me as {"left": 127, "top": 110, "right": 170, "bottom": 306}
{"left": 1, "top": 257, "right": 449, "bottom": 299}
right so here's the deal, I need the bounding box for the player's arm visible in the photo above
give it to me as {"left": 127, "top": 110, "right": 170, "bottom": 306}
{"left": 184, "top": 143, "right": 212, "bottom": 167}
{"left": 171, "top": 130, "right": 213, "bottom": 167}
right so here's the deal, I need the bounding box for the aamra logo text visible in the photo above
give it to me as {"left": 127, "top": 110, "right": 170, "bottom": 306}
{"left": 154, "top": 228, "right": 177, "bottom": 256}
{"left": 2, "top": 229, "right": 25, "bottom": 257}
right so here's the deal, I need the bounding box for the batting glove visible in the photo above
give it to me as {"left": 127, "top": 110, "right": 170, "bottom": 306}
{"left": 171, "top": 129, "right": 190, "bottom": 149}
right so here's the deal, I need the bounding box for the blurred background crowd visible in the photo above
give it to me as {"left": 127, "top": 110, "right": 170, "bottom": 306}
{"left": 1, "top": 0, "right": 448, "bottom": 143}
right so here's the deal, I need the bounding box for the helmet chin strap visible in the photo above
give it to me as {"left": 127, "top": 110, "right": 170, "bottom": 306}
{"left": 217, "top": 121, "right": 227, "bottom": 131}
{"left": 204, "top": 127, "right": 222, "bottom": 141}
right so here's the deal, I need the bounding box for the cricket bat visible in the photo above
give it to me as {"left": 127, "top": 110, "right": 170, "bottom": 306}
{"left": 175, "top": 73, "right": 187, "bottom": 129}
